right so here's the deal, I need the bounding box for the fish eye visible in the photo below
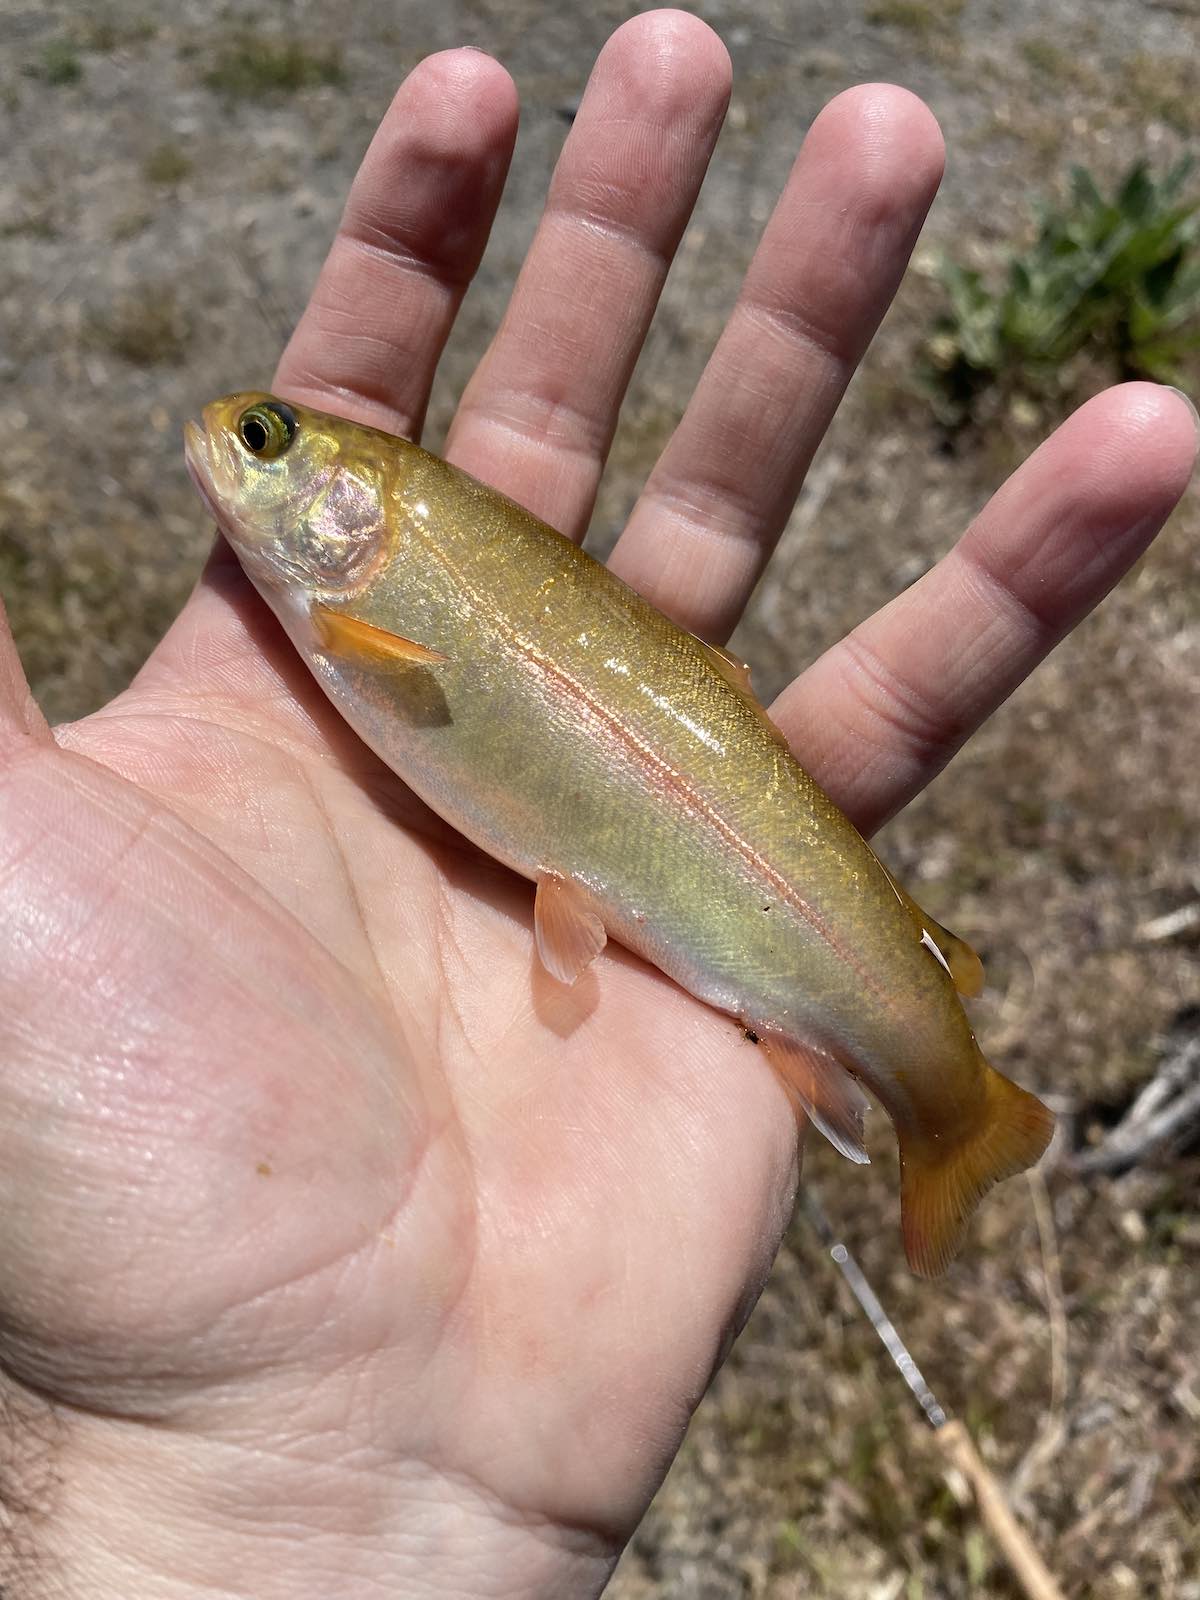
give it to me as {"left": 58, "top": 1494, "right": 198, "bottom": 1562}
{"left": 237, "top": 401, "right": 296, "bottom": 459}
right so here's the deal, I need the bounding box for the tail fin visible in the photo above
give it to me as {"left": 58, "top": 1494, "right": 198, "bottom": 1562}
{"left": 899, "top": 1065, "right": 1054, "bottom": 1278}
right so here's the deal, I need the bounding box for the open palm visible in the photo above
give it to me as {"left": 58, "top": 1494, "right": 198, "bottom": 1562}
{"left": 0, "top": 16, "right": 1193, "bottom": 1598}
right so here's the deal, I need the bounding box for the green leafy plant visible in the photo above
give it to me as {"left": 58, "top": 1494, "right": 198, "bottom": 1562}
{"left": 923, "top": 160, "right": 1200, "bottom": 425}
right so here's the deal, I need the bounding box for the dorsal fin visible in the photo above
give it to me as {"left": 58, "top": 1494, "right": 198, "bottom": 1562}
{"left": 695, "top": 638, "right": 790, "bottom": 750}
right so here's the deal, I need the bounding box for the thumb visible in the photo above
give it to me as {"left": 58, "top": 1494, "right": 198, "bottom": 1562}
{"left": 0, "top": 595, "right": 50, "bottom": 752}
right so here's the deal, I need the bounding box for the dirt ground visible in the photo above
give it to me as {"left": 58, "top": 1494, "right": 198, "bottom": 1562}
{"left": 1, "top": 0, "right": 1198, "bottom": 1595}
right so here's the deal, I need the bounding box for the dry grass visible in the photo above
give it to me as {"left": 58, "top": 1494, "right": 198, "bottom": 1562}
{"left": 142, "top": 141, "right": 191, "bottom": 186}
{"left": 1121, "top": 50, "right": 1200, "bottom": 136}
{"left": 201, "top": 34, "right": 345, "bottom": 99}
{"left": 88, "top": 285, "right": 193, "bottom": 366}
{"left": 865, "top": 0, "right": 964, "bottom": 37}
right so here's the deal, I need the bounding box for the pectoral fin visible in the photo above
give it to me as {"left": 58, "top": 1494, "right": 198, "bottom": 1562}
{"left": 312, "top": 604, "right": 447, "bottom": 666}
{"left": 754, "top": 1026, "right": 871, "bottom": 1165}
{"left": 534, "top": 873, "right": 607, "bottom": 985}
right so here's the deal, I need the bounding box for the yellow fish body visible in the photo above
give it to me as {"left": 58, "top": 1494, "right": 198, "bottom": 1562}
{"left": 185, "top": 393, "right": 1053, "bottom": 1275}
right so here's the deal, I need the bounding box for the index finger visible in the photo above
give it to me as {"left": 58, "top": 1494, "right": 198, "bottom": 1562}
{"left": 142, "top": 50, "right": 517, "bottom": 700}
{"left": 275, "top": 48, "right": 519, "bottom": 440}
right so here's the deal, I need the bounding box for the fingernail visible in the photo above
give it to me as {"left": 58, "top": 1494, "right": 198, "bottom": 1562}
{"left": 1167, "top": 385, "right": 1200, "bottom": 436}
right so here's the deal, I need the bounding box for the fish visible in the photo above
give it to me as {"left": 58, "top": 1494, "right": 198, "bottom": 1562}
{"left": 184, "top": 391, "right": 1054, "bottom": 1276}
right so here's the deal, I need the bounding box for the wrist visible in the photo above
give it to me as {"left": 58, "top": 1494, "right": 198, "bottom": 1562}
{"left": 23, "top": 1405, "right": 619, "bottom": 1600}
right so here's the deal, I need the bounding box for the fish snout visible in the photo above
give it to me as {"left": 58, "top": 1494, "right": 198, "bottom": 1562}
{"left": 183, "top": 417, "right": 224, "bottom": 524}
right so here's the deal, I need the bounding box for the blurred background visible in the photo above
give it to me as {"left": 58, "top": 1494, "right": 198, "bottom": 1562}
{"left": 1, "top": 0, "right": 1197, "bottom": 1593}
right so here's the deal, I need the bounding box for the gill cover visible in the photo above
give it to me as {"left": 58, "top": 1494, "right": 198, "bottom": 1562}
{"left": 295, "top": 468, "right": 388, "bottom": 590}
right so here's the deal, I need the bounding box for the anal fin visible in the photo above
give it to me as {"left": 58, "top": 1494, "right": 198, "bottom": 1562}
{"left": 534, "top": 873, "right": 607, "bottom": 985}
{"left": 754, "top": 1025, "right": 871, "bottom": 1165}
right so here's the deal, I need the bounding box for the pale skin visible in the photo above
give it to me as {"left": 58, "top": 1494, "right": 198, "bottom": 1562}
{"left": 0, "top": 13, "right": 1194, "bottom": 1598}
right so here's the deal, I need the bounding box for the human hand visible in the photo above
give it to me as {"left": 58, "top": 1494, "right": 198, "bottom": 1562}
{"left": 0, "top": 13, "right": 1193, "bottom": 1598}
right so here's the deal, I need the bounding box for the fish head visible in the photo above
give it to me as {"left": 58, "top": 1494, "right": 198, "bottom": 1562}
{"left": 184, "top": 392, "right": 390, "bottom": 600}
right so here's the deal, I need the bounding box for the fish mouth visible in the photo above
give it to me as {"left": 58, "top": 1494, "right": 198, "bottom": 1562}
{"left": 183, "top": 417, "right": 224, "bottom": 526}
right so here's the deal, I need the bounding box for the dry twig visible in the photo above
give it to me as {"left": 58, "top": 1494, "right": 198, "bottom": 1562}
{"left": 802, "top": 1189, "right": 1068, "bottom": 1600}
{"left": 1137, "top": 902, "right": 1200, "bottom": 943}
{"left": 1075, "top": 1034, "right": 1200, "bottom": 1175}
{"left": 1010, "top": 1166, "right": 1070, "bottom": 1507}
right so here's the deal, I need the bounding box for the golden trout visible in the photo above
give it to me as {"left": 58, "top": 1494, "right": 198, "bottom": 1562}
{"left": 184, "top": 392, "right": 1053, "bottom": 1275}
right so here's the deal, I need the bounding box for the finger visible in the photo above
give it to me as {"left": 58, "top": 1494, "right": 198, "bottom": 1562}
{"left": 770, "top": 383, "right": 1198, "bottom": 835}
{"left": 0, "top": 596, "right": 49, "bottom": 751}
{"left": 444, "top": 9, "right": 731, "bottom": 537}
{"left": 607, "top": 85, "right": 944, "bottom": 640}
{"left": 139, "top": 52, "right": 517, "bottom": 709}
{"left": 275, "top": 48, "right": 519, "bottom": 440}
